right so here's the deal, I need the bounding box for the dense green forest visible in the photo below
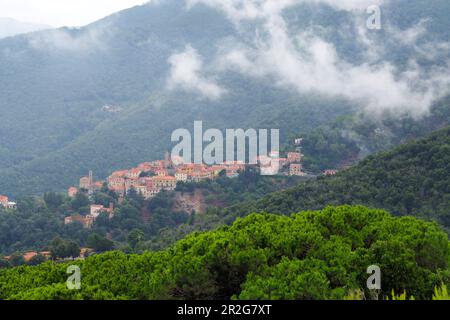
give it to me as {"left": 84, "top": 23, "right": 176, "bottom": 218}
{"left": 0, "top": 206, "right": 449, "bottom": 300}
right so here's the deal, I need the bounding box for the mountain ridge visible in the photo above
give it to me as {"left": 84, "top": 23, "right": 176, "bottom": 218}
{"left": 1, "top": 0, "right": 450, "bottom": 196}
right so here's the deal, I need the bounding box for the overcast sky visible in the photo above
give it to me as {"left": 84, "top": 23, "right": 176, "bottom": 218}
{"left": 0, "top": 0, "right": 148, "bottom": 27}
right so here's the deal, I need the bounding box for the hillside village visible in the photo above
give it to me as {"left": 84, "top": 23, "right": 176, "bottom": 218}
{"left": 0, "top": 140, "right": 340, "bottom": 263}
{"left": 62, "top": 147, "right": 315, "bottom": 228}
{"left": 0, "top": 141, "right": 339, "bottom": 217}
{"left": 1, "top": 139, "right": 341, "bottom": 235}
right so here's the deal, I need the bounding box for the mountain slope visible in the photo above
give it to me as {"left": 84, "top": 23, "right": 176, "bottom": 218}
{"left": 224, "top": 126, "right": 450, "bottom": 228}
{"left": 1, "top": 0, "right": 450, "bottom": 196}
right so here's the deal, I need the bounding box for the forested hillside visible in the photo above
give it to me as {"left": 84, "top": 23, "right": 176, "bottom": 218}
{"left": 143, "top": 126, "right": 450, "bottom": 250}
{"left": 1, "top": 206, "right": 449, "bottom": 300}
{"left": 1, "top": 0, "right": 450, "bottom": 196}
{"left": 300, "top": 99, "right": 450, "bottom": 172}
{"left": 225, "top": 127, "right": 450, "bottom": 228}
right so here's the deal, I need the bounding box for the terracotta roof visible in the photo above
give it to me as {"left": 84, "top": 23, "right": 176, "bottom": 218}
{"left": 111, "top": 170, "right": 128, "bottom": 177}
{"left": 23, "top": 252, "right": 38, "bottom": 262}
{"left": 154, "top": 176, "right": 176, "bottom": 181}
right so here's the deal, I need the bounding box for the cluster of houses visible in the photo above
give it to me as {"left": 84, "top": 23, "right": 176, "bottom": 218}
{"left": 3, "top": 248, "right": 93, "bottom": 264}
{"left": 3, "top": 250, "right": 52, "bottom": 263}
{"left": 62, "top": 150, "right": 309, "bottom": 229}
{"left": 1, "top": 141, "right": 338, "bottom": 220}
{"left": 69, "top": 151, "right": 308, "bottom": 201}
{"left": 64, "top": 203, "right": 115, "bottom": 229}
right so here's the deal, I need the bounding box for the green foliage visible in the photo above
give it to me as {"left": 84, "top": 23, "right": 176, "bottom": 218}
{"left": 387, "top": 291, "right": 413, "bottom": 301}
{"left": 49, "top": 237, "right": 80, "bottom": 260}
{"left": 0, "top": 206, "right": 448, "bottom": 300}
{"left": 127, "top": 229, "right": 145, "bottom": 249}
{"left": 71, "top": 192, "right": 90, "bottom": 212}
{"left": 86, "top": 233, "right": 114, "bottom": 253}
{"left": 433, "top": 284, "right": 449, "bottom": 300}
{"left": 27, "top": 254, "right": 47, "bottom": 266}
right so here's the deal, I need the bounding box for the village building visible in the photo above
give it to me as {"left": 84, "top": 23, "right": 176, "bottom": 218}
{"left": 0, "top": 195, "right": 16, "bottom": 210}
{"left": 94, "top": 181, "right": 104, "bottom": 191}
{"left": 225, "top": 166, "right": 241, "bottom": 178}
{"left": 80, "top": 248, "right": 94, "bottom": 259}
{"left": 23, "top": 251, "right": 38, "bottom": 262}
{"left": 135, "top": 185, "right": 147, "bottom": 197}
{"left": 90, "top": 205, "right": 104, "bottom": 218}
{"left": 189, "top": 171, "right": 212, "bottom": 183}
{"left": 6, "top": 201, "right": 17, "bottom": 210}
{"left": 65, "top": 214, "right": 95, "bottom": 229}
{"left": 137, "top": 162, "right": 153, "bottom": 171}
{"left": 125, "top": 168, "right": 142, "bottom": 179}
{"left": 3, "top": 251, "right": 51, "bottom": 263}
{"left": 323, "top": 169, "right": 339, "bottom": 176}
{"left": 287, "top": 152, "right": 303, "bottom": 163}
{"left": 153, "top": 176, "right": 177, "bottom": 191}
{"left": 65, "top": 201, "right": 113, "bottom": 229}
{"left": 0, "top": 195, "right": 9, "bottom": 208}
{"left": 175, "top": 172, "right": 188, "bottom": 183}
{"left": 108, "top": 170, "right": 127, "bottom": 190}
{"left": 260, "top": 162, "right": 280, "bottom": 176}
{"left": 124, "top": 178, "right": 140, "bottom": 192}
{"left": 110, "top": 185, "right": 126, "bottom": 196}
{"left": 177, "top": 164, "right": 195, "bottom": 175}
{"left": 90, "top": 203, "right": 114, "bottom": 219}
{"left": 79, "top": 176, "right": 90, "bottom": 190}
{"left": 40, "top": 251, "right": 52, "bottom": 260}
{"left": 155, "top": 168, "right": 168, "bottom": 176}
{"left": 290, "top": 164, "right": 306, "bottom": 176}
{"left": 68, "top": 187, "right": 78, "bottom": 198}
{"left": 146, "top": 187, "right": 162, "bottom": 199}
{"left": 208, "top": 165, "right": 228, "bottom": 177}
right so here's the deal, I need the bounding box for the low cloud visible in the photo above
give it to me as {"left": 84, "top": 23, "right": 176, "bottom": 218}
{"left": 187, "top": 0, "right": 450, "bottom": 118}
{"left": 187, "top": 0, "right": 386, "bottom": 23}
{"left": 168, "top": 45, "right": 226, "bottom": 100}
{"left": 26, "top": 23, "right": 111, "bottom": 52}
